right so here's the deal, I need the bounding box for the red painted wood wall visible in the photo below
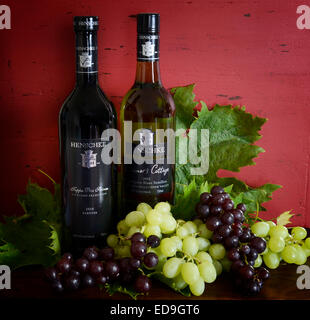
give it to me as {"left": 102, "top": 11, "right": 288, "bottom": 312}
{"left": 0, "top": 0, "right": 309, "bottom": 226}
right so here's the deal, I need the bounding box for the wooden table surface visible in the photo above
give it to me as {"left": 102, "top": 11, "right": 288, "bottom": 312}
{"left": 1, "top": 260, "right": 309, "bottom": 300}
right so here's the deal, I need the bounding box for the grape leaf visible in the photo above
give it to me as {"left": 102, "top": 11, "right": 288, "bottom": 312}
{"left": 104, "top": 282, "right": 142, "bottom": 300}
{"left": 276, "top": 210, "right": 294, "bottom": 226}
{"left": 0, "top": 179, "right": 61, "bottom": 269}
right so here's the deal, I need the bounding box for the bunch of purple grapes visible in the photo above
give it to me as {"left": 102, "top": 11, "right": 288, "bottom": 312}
{"left": 195, "top": 185, "right": 270, "bottom": 295}
{"left": 44, "top": 233, "right": 161, "bottom": 294}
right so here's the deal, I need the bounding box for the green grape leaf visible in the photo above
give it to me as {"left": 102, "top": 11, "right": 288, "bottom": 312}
{"left": 276, "top": 210, "right": 294, "bottom": 226}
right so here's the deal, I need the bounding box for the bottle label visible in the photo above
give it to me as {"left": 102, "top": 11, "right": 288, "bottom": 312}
{"left": 137, "top": 34, "right": 159, "bottom": 61}
{"left": 76, "top": 35, "right": 98, "bottom": 74}
{"left": 123, "top": 120, "right": 174, "bottom": 196}
{"left": 66, "top": 138, "right": 113, "bottom": 239}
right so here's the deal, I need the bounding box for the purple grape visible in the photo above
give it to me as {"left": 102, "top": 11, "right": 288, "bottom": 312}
{"left": 131, "top": 232, "right": 146, "bottom": 243}
{"left": 250, "top": 237, "right": 267, "bottom": 254}
{"left": 247, "top": 248, "right": 258, "bottom": 261}
{"left": 147, "top": 235, "right": 160, "bottom": 248}
{"left": 239, "top": 228, "right": 252, "bottom": 243}
{"left": 257, "top": 267, "right": 270, "bottom": 280}
{"left": 212, "top": 194, "right": 225, "bottom": 205}
{"left": 206, "top": 216, "right": 222, "bottom": 231}
{"left": 75, "top": 258, "right": 89, "bottom": 273}
{"left": 239, "top": 265, "right": 255, "bottom": 280}
{"left": 51, "top": 280, "right": 64, "bottom": 293}
{"left": 247, "top": 259, "right": 255, "bottom": 266}
{"left": 120, "top": 272, "right": 135, "bottom": 284}
{"left": 222, "top": 199, "right": 234, "bottom": 211}
{"left": 44, "top": 267, "right": 59, "bottom": 282}
{"left": 236, "top": 203, "right": 247, "bottom": 213}
{"left": 227, "top": 248, "right": 240, "bottom": 261}
{"left": 232, "top": 224, "right": 243, "bottom": 237}
{"left": 96, "top": 273, "right": 108, "bottom": 285}
{"left": 129, "top": 258, "right": 141, "bottom": 270}
{"left": 134, "top": 275, "right": 152, "bottom": 293}
{"left": 105, "top": 260, "right": 120, "bottom": 279}
{"left": 212, "top": 232, "right": 224, "bottom": 243}
{"left": 222, "top": 192, "right": 230, "bottom": 200}
{"left": 224, "top": 235, "right": 239, "bottom": 248}
{"left": 81, "top": 274, "right": 95, "bottom": 287}
{"left": 99, "top": 247, "right": 114, "bottom": 261}
{"left": 89, "top": 260, "right": 104, "bottom": 276}
{"left": 56, "top": 258, "right": 71, "bottom": 274}
{"left": 240, "top": 244, "right": 251, "bottom": 255}
{"left": 195, "top": 203, "right": 210, "bottom": 219}
{"left": 218, "top": 225, "right": 232, "bottom": 237}
{"left": 130, "top": 241, "right": 147, "bottom": 259}
{"left": 221, "top": 212, "right": 234, "bottom": 225}
{"left": 245, "top": 280, "right": 261, "bottom": 295}
{"left": 69, "top": 269, "right": 81, "bottom": 278}
{"left": 83, "top": 247, "right": 98, "bottom": 261}
{"left": 232, "top": 209, "right": 245, "bottom": 223}
{"left": 211, "top": 186, "right": 225, "bottom": 195}
{"left": 231, "top": 260, "right": 245, "bottom": 273}
{"left": 62, "top": 252, "right": 74, "bottom": 262}
{"left": 64, "top": 275, "right": 80, "bottom": 291}
{"left": 200, "top": 192, "right": 212, "bottom": 204}
{"left": 210, "top": 205, "right": 222, "bottom": 216}
{"left": 143, "top": 253, "right": 159, "bottom": 268}
{"left": 119, "top": 257, "right": 131, "bottom": 272}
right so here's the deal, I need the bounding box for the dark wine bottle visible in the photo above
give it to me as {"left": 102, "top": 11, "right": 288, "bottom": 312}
{"left": 59, "top": 16, "right": 117, "bottom": 254}
{"left": 120, "top": 13, "right": 176, "bottom": 214}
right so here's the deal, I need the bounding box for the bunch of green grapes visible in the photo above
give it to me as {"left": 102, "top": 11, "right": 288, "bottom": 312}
{"left": 107, "top": 202, "right": 228, "bottom": 296}
{"left": 251, "top": 221, "right": 310, "bottom": 269}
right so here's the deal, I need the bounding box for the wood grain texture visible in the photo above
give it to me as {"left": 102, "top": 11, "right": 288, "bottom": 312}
{"left": 0, "top": 0, "right": 309, "bottom": 225}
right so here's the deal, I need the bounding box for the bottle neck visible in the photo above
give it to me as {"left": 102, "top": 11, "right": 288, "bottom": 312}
{"left": 135, "top": 33, "right": 161, "bottom": 85}
{"left": 75, "top": 31, "right": 98, "bottom": 87}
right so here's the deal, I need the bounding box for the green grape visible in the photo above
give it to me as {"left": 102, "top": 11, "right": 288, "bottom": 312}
{"left": 269, "top": 225, "right": 288, "bottom": 239}
{"left": 195, "top": 251, "right": 213, "bottom": 263}
{"left": 143, "top": 224, "right": 161, "bottom": 238}
{"left": 305, "top": 238, "right": 310, "bottom": 249}
{"left": 160, "top": 215, "right": 177, "bottom": 234}
{"left": 198, "top": 261, "right": 217, "bottom": 283}
{"left": 197, "top": 237, "right": 210, "bottom": 251}
{"left": 117, "top": 220, "right": 129, "bottom": 235}
{"left": 262, "top": 247, "right": 269, "bottom": 255}
{"left": 146, "top": 209, "right": 162, "bottom": 226}
{"left": 220, "top": 256, "right": 232, "bottom": 272}
{"left": 106, "top": 234, "right": 118, "bottom": 248}
{"left": 136, "top": 202, "right": 152, "bottom": 216}
{"left": 251, "top": 222, "right": 270, "bottom": 237}
{"left": 163, "top": 257, "right": 183, "bottom": 278}
{"left": 301, "top": 243, "right": 310, "bottom": 258}
{"left": 291, "top": 227, "right": 307, "bottom": 240}
{"left": 189, "top": 277, "right": 205, "bottom": 296}
{"left": 181, "top": 262, "right": 200, "bottom": 285}
{"left": 193, "top": 218, "right": 203, "bottom": 226}
{"left": 183, "top": 221, "right": 198, "bottom": 235}
{"left": 154, "top": 202, "right": 171, "bottom": 214}
{"left": 125, "top": 211, "right": 145, "bottom": 227}
{"left": 263, "top": 251, "right": 280, "bottom": 269}
{"left": 293, "top": 244, "right": 307, "bottom": 265}
{"left": 176, "top": 226, "right": 189, "bottom": 239}
{"left": 281, "top": 245, "right": 297, "bottom": 263}
{"left": 268, "top": 236, "right": 286, "bottom": 253}
{"left": 171, "top": 236, "right": 183, "bottom": 251}
{"left": 173, "top": 273, "right": 187, "bottom": 290}
{"left": 198, "top": 224, "right": 213, "bottom": 239}
{"left": 254, "top": 255, "right": 263, "bottom": 268}
{"left": 127, "top": 226, "right": 141, "bottom": 237}
{"left": 209, "top": 244, "right": 226, "bottom": 260}
{"left": 182, "top": 236, "right": 199, "bottom": 256}
{"left": 266, "top": 220, "right": 276, "bottom": 229}
{"left": 212, "top": 260, "right": 223, "bottom": 276}
{"left": 117, "top": 245, "right": 131, "bottom": 258}
{"left": 176, "top": 219, "right": 186, "bottom": 226}
{"left": 160, "top": 238, "right": 177, "bottom": 257}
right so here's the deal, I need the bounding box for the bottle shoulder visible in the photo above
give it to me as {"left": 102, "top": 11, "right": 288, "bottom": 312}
{"left": 121, "top": 83, "right": 175, "bottom": 121}
{"left": 60, "top": 86, "right": 116, "bottom": 120}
